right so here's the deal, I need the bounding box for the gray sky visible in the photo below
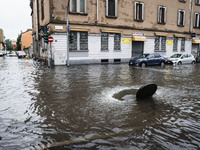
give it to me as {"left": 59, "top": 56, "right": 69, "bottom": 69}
{"left": 0, "top": 0, "right": 32, "bottom": 41}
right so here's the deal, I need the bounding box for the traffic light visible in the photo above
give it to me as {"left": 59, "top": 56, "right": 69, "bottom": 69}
{"left": 43, "top": 33, "right": 49, "bottom": 43}
{"left": 69, "top": 33, "right": 74, "bottom": 44}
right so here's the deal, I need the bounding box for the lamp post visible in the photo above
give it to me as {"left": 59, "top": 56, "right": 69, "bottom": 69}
{"left": 66, "top": 0, "right": 70, "bottom": 67}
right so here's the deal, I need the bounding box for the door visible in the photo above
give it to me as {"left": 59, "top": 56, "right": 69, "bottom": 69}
{"left": 132, "top": 41, "right": 144, "bottom": 57}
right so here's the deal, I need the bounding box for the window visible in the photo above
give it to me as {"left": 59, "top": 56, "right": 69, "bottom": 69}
{"left": 194, "top": 13, "right": 200, "bottom": 28}
{"left": 114, "top": 33, "right": 121, "bottom": 51}
{"left": 178, "top": 10, "right": 185, "bottom": 26}
{"left": 70, "top": 0, "right": 87, "bottom": 13}
{"left": 181, "top": 37, "right": 185, "bottom": 51}
{"left": 179, "top": 0, "right": 186, "bottom": 2}
{"left": 196, "top": 0, "right": 200, "bottom": 5}
{"left": 101, "top": 32, "right": 108, "bottom": 51}
{"left": 41, "top": 0, "right": 44, "bottom": 20}
{"left": 106, "top": 0, "right": 118, "bottom": 17}
{"left": 134, "top": 2, "right": 144, "bottom": 21}
{"left": 154, "top": 36, "right": 166, "bottom": 51}
{"left": 158, "top": 6, "right": 166, "bottom": 24}
{"left": 69, "top": 31, "right": 88, "bottom": 51}
{"left": 101, "top": 32, "right": 121, "bottom": 51}
{"left": 173, "top": 37, "right": 178, "bottom": 51}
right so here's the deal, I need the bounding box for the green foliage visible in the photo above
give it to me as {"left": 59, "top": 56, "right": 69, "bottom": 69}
{"left": 15, "top": 34, "right": 21, "bottom": 51}
{"left": 5, "top": 39, "right": 13, "bottom": 50}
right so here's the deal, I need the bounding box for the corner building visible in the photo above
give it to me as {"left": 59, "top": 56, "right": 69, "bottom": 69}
{"left": 31, "top": 0, "right": 200, "bottom": 65}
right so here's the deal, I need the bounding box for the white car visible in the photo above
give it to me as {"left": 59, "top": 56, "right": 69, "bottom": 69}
{"left": 166, "top": 54, "right": 196, "bottom": 65}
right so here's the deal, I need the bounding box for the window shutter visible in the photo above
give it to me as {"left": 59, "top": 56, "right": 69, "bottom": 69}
{"left": 115, "top": 0, "right": 118, "bottom": 17}
{"left": 142, "top": 3, "right": 144, "bottom": 21}
{"left": 158, "top": 6, "right": 161, "bottom": 23}
{"left": 164, "top": 7, "right": 166, "bottom": 23}
{"left": 106, "top": 0, "right": 108, "bottom": 16}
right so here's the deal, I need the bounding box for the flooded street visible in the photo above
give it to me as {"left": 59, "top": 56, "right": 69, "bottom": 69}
{"left": 0, "top": 57, "right": 200, "bottom": 150}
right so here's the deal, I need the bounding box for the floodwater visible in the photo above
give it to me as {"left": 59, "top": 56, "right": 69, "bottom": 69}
{"left": 0, "top": 57, "right": 200, "bottom": 150}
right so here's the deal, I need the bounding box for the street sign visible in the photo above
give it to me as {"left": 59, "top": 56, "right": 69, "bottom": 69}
{"left": 48, "top": 36, "right": 54, "bottom": 43}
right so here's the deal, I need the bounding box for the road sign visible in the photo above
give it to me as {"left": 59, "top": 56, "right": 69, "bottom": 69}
{"left": 48, "top": 36, "right": 54, "bottom": 43}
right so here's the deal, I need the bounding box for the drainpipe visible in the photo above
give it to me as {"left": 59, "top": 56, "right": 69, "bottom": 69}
{"left": 35, "top": 0, "right": 39, "bottom": 58}
{"left": 96, "top": 0, "right": 98, "bottom": 21}
{"left": 190, "top": 0, "right": 194, "bottom": 33}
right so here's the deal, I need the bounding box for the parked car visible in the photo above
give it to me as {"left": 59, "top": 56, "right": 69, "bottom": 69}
{"left": 0, "top": 51, "right": 3, "bottom": 57}
{"left": 7, "top": 51, "right": 17, "bottom": 57}
{"left": 166, "top": 53, "right": 196, "bottom": 65}
{"left": 129, "top": 53, "right": 166, "bottom": 67}
{"left": 196, "top": 51, "right": 200, "bottom": 63}
{"left": 16, "top": 51, "right": 27, "bottom": 58}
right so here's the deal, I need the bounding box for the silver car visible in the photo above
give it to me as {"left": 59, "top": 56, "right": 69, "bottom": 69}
{"left": 166, "top": 53, "right": 196, "bottom": 65}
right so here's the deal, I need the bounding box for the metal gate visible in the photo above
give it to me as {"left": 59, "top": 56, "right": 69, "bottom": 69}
{"left": 132, "top": 41, "right": 144, "bottom": 57}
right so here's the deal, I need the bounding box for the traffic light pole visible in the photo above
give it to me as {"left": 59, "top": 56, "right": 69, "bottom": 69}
{"left": 47, "top": 42, "right": 50, "bottom": 68}
{"left": 66, "top": 0, "right": 70, "bottom": 67}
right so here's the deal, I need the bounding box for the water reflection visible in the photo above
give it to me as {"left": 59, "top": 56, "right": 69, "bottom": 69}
{"left": 0, "top": 57, "right": 200, "bottom": 149}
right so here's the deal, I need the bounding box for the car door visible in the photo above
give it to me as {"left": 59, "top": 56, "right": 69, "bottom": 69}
{"left": 154, "top": 53, "right": 162, "bottom": 65}
{"left": 181, "top": 54, "right": 188, "bottom": 64}
{"left": 146, "top": 54, "right": 155, "bottom": 65}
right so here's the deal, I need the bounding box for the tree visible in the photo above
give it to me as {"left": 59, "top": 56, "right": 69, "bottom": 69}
{"left": 5, "top": 39, "right": 13, "bottom": 50}
{"left": 15, "top": 34, "right": 21, "bottom": 51}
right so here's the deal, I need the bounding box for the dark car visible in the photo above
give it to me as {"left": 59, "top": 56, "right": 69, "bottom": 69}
{"left": 196, "top": 51, "right": 200, "bottom": 63}
{"left": 16, "top": 51, "right": 27, "bottom": 58}
{"left": 129, "top": 53, "right": 166, "bottom": 67}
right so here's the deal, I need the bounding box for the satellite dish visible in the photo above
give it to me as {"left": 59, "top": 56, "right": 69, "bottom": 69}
{"left": 136, "top": 84, "right": 157, "bottom": 99}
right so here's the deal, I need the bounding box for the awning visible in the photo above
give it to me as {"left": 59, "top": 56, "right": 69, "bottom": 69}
{"left": 174, "top": 34, "right": 186, "bottom": 38}
{"left": 70, "top": 28, "right": 90, "bottom": 32}
{"left": 132, "top": 36, "right": 147, "bottom": 42}
{"left": 101, "top": 29, "right": 122, "bottom": 34}
{"left": 192, "top": 39, "right": 200, "bottom": 44}
{"left": 155, "top": 32, "right": 168, "bottom": 36}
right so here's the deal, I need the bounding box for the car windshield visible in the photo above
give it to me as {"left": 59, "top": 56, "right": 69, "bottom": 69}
{"left": 170, "top": 54, "right": 182, "bottom": 58}
{"left": 138, "top": 54, "right": 149, "bottom": 58}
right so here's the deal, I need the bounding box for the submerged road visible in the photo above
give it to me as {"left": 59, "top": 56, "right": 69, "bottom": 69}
{"left": 0, "top": 57, "right": 200, "bottom": 150}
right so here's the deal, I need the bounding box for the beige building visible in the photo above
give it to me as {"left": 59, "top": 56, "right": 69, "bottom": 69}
{"left": 30, "top": 0, "right": 200, "bottom": 65}
{"left": 21, "top": 29, "right": 33, "bottom": 57}
{"left": 0, "top": 29, "right": 5, "bottom": 51}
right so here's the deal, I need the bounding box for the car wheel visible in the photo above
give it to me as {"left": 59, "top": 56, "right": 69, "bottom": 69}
{"left": 160, "top": 62, "right": 165, "bottom": 68}
{"left": 191, "top": 61, "right": 196, "bottom": 64}
{"left": 178, "top": 61, "right": 182, "bottom": 65}
{"left": 141, "top": 62, "right": 146, "bottom": 67}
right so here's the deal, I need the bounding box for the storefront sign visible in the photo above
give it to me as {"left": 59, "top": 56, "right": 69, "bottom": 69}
{"left": 122, "top": 38, "right": 131, "bottom": 44}
{"left": 167, "top": 40, "right": 173, "bottom": 45}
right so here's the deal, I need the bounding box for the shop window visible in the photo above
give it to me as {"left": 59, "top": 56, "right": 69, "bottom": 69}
{"left": 106, "top": 0, "right": 118, "bottom": 17}
{"left": 135, "top": 2, "right": 144, "bottom": 21}
{"left": 101, "top": 32, "right": 108, "bottom": 51}
{"left": 158, "top": 6, "right": 166, "bottom": 24}
{"left": 178, "top": 10, "right": 185, "bottom": 26}
{"left": 114, "top": 33, "right": 121, "bottom": 51}
{"left": 69, "top": 31, "right": 88, "bottom": 51}
{"left": 154, "top": 36, "right": 166, "bottom": 51}
{"left": 173, "top": 37, "right": 178, "bottom": 51}
{"left": 181, "top": 38, "right": 185, "bottom": 52}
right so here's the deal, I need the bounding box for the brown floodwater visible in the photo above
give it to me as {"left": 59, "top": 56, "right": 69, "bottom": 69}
{"left": 0, "top": 57, "right": 200, "bottom": 150}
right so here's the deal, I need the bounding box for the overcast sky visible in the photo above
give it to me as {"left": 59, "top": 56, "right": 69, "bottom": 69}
{"left": 0, "top": 0, "right": 32, "bottom": 41}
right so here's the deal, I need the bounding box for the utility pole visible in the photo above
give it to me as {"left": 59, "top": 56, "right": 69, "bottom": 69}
{"left": 66, "top": 0, "right": 70, "bottom": 67}
{"left": 35, "top": 0, "right": 39, "bottom": 58}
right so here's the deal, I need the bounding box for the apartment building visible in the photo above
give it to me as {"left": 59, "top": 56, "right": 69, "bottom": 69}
{"left": 30, "top": 0, "right": 200, "bottom": 65}
{"left": 0, "top": 29, "right": 5, "bottom": 51}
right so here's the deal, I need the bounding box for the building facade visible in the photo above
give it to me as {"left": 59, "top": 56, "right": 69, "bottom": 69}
{"left": 21, "top": 29, "right": 33, "bottom": 57}
{"left": 0, "top": 29, "right": 5, "bottom": 51}
{"left": 30, "top": 0, "right": 200, "bottom": 65}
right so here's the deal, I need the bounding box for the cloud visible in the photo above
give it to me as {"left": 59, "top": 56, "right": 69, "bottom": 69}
{"left": 0, "top": 0, "right": 32, "bottom": 40}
